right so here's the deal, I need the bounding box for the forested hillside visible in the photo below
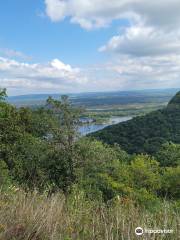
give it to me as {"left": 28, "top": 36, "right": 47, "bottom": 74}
{"left": 91, "top": 91, "right": 180, "bottom": 154}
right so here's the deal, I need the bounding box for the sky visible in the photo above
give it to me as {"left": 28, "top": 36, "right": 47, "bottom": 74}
{"left": 0, "top": 0, "right": 180, "bottom": 96}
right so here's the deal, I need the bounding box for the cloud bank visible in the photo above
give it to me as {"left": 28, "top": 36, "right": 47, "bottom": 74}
{"left": 0, "top": 57, "right": 87, "bottom": 94}
{"left": 1, "top": 54, "right": 180, "bottom": 95}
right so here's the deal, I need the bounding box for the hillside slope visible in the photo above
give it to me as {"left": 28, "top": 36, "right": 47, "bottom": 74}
{"left": 90, "top": 91, "right": 180, "bottom": 154}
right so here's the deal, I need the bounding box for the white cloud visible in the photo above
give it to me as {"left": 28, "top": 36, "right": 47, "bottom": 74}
{"left": 45, "top": 0, "right": 67, "bottom": 22}
{"left": 44, "top": 0, "right": 137, "bottom": 29}
{"left": 44, "top": 0, "right": 180, "bottom": 90}
{"left": 44, "top": 0, "right": 180, "bottom": 30}
{"left": 51, "top": 59, "right": 78, "bottom": 72}
{"left": 0, "top": 57, "right": 87, "bottom": 94}
{"left": 83, "top": 54, "right": 180, "bottom": 91}
{"left": 1, "top": 54, "right": 180, "bottom": 95}
{"left": 100, "top": 25, "right": 180, "bottom": 57}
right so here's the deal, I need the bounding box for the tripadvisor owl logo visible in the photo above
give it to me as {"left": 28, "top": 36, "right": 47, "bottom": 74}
{"left": 135, "top": 227, "right": 143, "bottom": 236}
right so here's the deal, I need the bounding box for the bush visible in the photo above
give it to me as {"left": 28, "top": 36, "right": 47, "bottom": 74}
{"left": 156, "top": 142, "right": 180, "bottom": 167}
{"left": 161, "top": 166, "right": 180, "bottom": 199}
{"left": 130, "top": 155, "right": 161, "bottom": 193}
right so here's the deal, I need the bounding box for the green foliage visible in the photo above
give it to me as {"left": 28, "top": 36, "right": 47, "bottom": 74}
{"left": 0, "top": 88, "right": 7, "bottom": 101}
{"left": 156, "top": 142, "right": 180, "bottom": 167}
{"left": 75, "top": 139, "right": 164, "bottom": 204}
{"left": 161, "top": 166, "right": 180, "bottom": 199}
{"left": 168, "top": 91, "right": 180, "bottom": 108}
{"left": 44, "top": 147, "right": 77, "bottom": 192}
{"left": 0, "top": 160, "right": 11, "bottom": 188}
{"left": 130, "top": 155, "right": 161, "bottom": 192}
{"left": 132, "top": 188, "right": 160, "bottom": 210}
{"left": 0, "top": 90, "right": 179, "bottom": 210}
{"left": 74, "top": 138, "right": 127, "bottom": 199}
{"left": 18, "top": 107, "right": 57, "bottom": 137}
{"left": 91, "top": 91, "right": 180, "bottom": 155}
{"left": 11, "top": 133, "right": 49, "bottom": 189}
{"left": 45, "top": 95, "right": 82, "bottom": 190}
{"left": 0, "top": 94, "right": 81, "bottom": 191}
{"left": 75, "top": 138, "right": 179, "bottom": 205}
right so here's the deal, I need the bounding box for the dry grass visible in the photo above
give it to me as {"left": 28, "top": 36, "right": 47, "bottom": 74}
{"left": 0, "top": 189, "right": 179, "bottom": 240}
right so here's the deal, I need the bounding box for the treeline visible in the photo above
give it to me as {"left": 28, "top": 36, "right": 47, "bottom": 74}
{"left": 0, "top": 89, "right": 180, "bottom": 207}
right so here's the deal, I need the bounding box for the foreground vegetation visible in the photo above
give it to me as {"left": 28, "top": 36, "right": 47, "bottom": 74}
{"left": 0, "top": 189, "right": 179, "bottom": 240}
{"left": 0, "top": 89, "right": 180, "bottom": 239}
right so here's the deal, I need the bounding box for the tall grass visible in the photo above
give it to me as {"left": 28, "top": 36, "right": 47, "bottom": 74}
{"left": 0, "top": 188, "right": 179, "bottom": 240}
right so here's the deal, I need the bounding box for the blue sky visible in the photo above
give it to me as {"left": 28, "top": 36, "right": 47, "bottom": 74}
{"left": 0, "top": 0, "right": 180, "bottom": 95}
{"left": 0, "top": 0, "right": 125, "bottom": 65}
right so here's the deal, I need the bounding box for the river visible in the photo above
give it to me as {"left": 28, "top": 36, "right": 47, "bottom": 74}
{"left": 78, "top": 116, "right": 133, "bottom": 136}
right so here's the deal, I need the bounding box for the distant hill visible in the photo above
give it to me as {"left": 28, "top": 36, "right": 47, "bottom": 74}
{"left": 7, "top": 88, "right": 179, "bottom": 107}
{"left": 90, "top": 91, "right": 180, "bottom": 154}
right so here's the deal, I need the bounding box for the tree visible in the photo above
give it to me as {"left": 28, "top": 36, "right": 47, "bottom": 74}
{"left": 46, "top": 95, "right": 82, "bottom": 187}
{"left": 130, "top": 155, "right": 161, "bottom": 193}
{"left": 75, "top": 138, "right": 132, "bottom": 200}
{"left": 161, "top": 166, "right": 180, "bottom": 199}
{"left": 11, "top": 133, "right": 49, "bottom": 189}
{"left": 156, "top": 142, "right": 180, "bottom": 167}
{"left": 0, "top": 93, "right": 82, "bottom": 191}
{"left": 0, "top": 88, "right": 7, "bottom": 101}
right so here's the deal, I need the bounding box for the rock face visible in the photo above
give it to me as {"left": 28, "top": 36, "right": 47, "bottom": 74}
{"left": 90, "top": 91, "right": 180, "bottom": 155}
